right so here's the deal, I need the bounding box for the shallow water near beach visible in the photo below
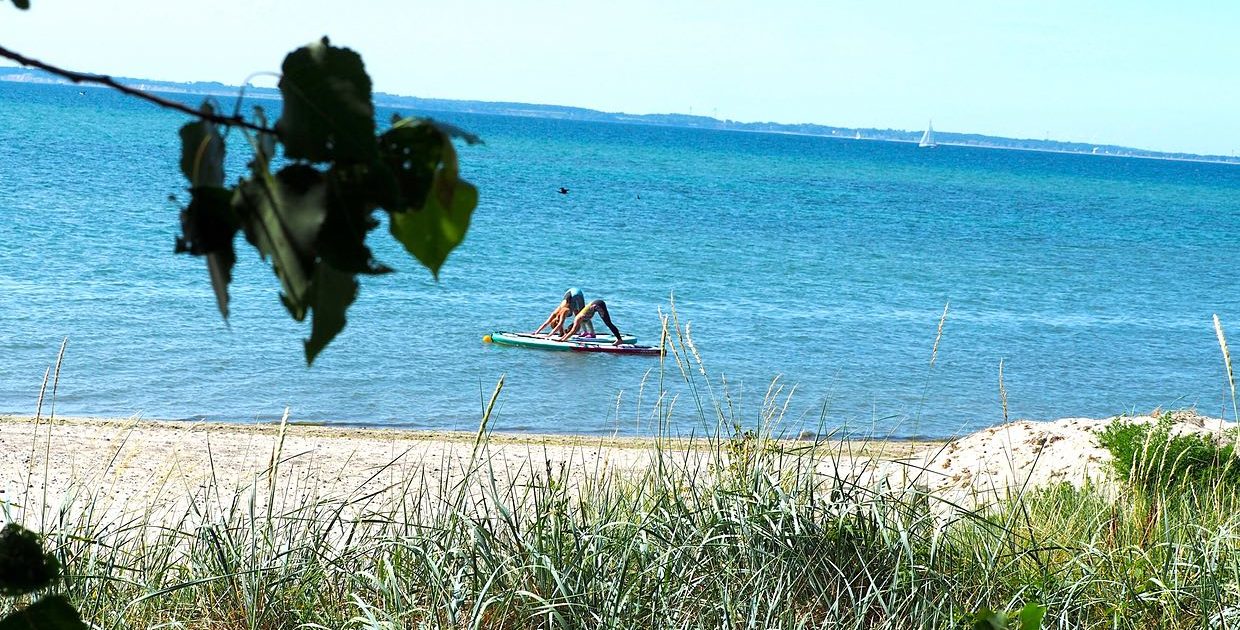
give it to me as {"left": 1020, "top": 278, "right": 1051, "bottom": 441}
{"left": 2, "top": 81, "right": 1239, "bottom": 438}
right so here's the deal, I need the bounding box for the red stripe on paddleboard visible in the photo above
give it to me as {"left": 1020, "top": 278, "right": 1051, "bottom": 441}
{"left": 569, "top": 345, "right": 662, "bottom": 356}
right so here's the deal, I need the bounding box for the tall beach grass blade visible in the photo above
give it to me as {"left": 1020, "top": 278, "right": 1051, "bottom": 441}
{"left": 655, "top": 305, "right": 671, "bottom": 429}
{"left": 40, "top": 337, "right": 68, "bottom": 530}
{"left": 667, "top": 307, "right": 709, "bottom": 425}
{"left": 453, "top": 374, "right": 506, "bottom": 508}
{"left": 999, "top": 358, "right": 1009, "bottom": 425}
{"left": 48, "top": 337, "right": 67, "bottom": 420}
{"left": 266, "top": 406, "right": 291, "bottom": 522}
{"left": 683, "top": 322, "right": 724, "bottom": 423}
{"left": 930, "top": 302, "right": 949, "bottom": 370}
{"left": 1214, "top": 314, "right": 1238, "bottom": 424}
{"left": 913, "top": 302, "right": 950, "bottom": 435}
{"left": 22, "top": 365, "right": 51, "bottom": 525}
{"left": 475, "top": 374, "right": 504, "bottom": 458}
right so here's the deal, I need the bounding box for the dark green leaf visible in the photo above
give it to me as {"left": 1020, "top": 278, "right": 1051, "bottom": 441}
{"left": 389, "top": 166, "right": 477, "bottom": 280}
{"left": 970, "top": 608, "right": 1007, "bottom": 630}
{"left": 426, "top": 119, "right": 483, "bottom": 146}
{"left": 318, "top": 204, "right": 389, "bottom": 275}
{"left": 0, "top": 595, "right": 89, "bottom": 630}
{"left": 317, "top": 166, "right": 390, "bottom": 275}
{"left": 235, "top": 165, "right": 330, "bottom": 320}
{"left": 178, "top": 104, "right": 225, "bottom": 188}
{"left": 269, "top": 166, "right": 328, "bottom": 252}
{"left": 304, "top": 263, "right": 357, "bottom": 364}
{"left": 1017, "top": 604, "right": 1046, "bottom": 630}
{"left": 377, "top": 120, "right": 443, "bottom": 211}
{"left": 175, "top": 187, "right": 238, "bottom": 318}
{"left": 358, "top": 160, "right": 401, "bottom": 212}
{"left": 388, "top": 114, "right": 483, "bottom": 146}
{"left": 10, "top": 0, "right": 30, "bottom": 10}
{"left": 385, "top": 122, "right": 478, "bottom": 278}
{"left": 276, "top": 37, "right": 376, "bottom": 164}
{"left": 0, "top": 524, "right": 57, "bottom": 596}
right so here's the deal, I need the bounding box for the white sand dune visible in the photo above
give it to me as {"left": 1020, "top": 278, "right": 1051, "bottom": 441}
{"left": 881, "top": 411, "right": 1234, "bottom": 515}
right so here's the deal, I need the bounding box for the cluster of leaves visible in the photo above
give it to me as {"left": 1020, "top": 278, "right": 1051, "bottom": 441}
{"left": 176, "top": 38, "right": 479, "bottom": 364}
{"left": 0, "top": 523, "right": 86, "bottom": 629}
{"left": 1097, "top": 414, "right": 1240, "bottom": 497}
{"left": 969, "top": 604, "right": 1046, "bottom": 630}
{"left": 7, "top": 0, "right": 28, "bottom": 10}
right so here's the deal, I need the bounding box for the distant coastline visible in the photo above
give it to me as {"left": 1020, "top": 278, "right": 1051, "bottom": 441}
{"left": 3, "top": 66, "right": 1236, "bottom": 165}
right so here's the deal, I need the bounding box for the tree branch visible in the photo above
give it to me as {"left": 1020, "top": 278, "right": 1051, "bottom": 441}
{"left": 0, "top": 44, "right": 278, "bottom": 135}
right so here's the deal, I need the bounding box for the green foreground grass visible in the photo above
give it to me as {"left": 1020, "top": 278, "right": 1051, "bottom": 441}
{"left": 7, "top": 321, "right": 1240, "bottom": 629}
{"left": 11, "top": 416, "right": 1240, "bottom": 629}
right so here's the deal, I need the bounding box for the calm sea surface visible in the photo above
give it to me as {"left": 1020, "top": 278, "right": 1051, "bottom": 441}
{"left": 2, "top": 81, "right": 1239, "bottom": 438}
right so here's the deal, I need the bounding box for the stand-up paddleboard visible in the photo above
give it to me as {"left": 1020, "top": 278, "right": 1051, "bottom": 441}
{"left": 484, "top": 331, "right": 662, "bottom": 356}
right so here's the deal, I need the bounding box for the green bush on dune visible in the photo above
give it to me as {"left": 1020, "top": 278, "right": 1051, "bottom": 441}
{"left": 1097, "top": 413, "right": 1240, "bottom": 499}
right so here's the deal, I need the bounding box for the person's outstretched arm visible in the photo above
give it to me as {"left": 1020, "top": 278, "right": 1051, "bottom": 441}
{"left": 550, "top": 310, "right": 568, "bottom": 335}
{"left": 559, "top": 315, "right": 583, "bottom": 341}
{"left": 533, "top": 314, "right": 554, "bottom": 334}
{"left": 533, "top": 304, "right": 565, "bottom": 334}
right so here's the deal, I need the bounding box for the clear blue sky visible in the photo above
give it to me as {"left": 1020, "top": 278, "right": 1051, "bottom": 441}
{"left": 2, "top": 0, "right": 1237, "bottom": 155}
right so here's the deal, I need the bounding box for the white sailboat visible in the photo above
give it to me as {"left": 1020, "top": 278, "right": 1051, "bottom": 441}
{"left": 918, "top": 121, "right": 937, "bottom": 148}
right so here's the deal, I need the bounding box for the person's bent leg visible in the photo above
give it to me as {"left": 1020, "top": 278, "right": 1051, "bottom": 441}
{"left": 594, "top": 301, "right": 624, "bottom": 344}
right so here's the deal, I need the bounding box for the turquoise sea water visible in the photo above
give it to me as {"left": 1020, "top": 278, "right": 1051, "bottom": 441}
{"left": 2, "top": 81, "right": 1239, "bottom": 437}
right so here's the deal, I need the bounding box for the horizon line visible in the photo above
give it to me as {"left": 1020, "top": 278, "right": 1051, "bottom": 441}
{"left": 1, "top": 64, "right": 1235, "bottom": 163}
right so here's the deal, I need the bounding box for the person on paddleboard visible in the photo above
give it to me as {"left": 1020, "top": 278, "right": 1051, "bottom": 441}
{"left": 559, "top": 299, "right": 625, "bottom": 346}
{"left": 533, "top": 288, "right": 595, "bottom": 337}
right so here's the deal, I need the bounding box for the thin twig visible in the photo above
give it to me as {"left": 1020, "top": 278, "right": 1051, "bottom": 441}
{"left": 0, "top": 44, "right": 277, "bottom": 135}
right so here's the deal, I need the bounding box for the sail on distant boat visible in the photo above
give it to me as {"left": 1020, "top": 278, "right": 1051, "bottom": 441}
{"left": 854, "top": 131, "right": 861, "bottom": 140}
{"left": 919, "top": 121, "right": 937, "bottom": 148}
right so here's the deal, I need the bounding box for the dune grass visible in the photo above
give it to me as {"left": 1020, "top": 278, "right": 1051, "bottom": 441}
{"left": 6, "top": 320, "right": 1240, "bottom": 628}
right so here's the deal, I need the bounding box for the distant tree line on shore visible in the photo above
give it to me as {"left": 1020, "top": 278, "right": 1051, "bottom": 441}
{"left": 3, "top": 67, "right": 1233, "bottom": 165}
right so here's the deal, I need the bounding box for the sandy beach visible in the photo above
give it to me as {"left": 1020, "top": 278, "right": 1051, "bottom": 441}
{"left": 1, "top": 410, "right": 1230, "bottom": 526}
{"left": 0, "top": 414, "right": 920, "bottom": 520}
{"left": 4, "top": 409, "right": 1238, "bottom": 628}
{"left": 0, "top": 414, "right": 667, "bottom": 524}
